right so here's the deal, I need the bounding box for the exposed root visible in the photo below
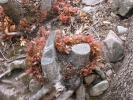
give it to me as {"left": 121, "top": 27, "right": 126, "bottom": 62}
{"left": 29, "top": 85, "right": 49, "bottom": 100}
{"left": 56, "top": 90, "right": 74, "bottom": 100}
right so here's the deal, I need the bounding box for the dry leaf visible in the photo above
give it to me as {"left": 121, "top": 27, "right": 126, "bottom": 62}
{"left": 20, "top": 40, "right": 26, "bottom": 46}
{"left": 20, "top": 36, "right": 26, "bottom": 46}
{"left": 10, "top": 25, "right": 16, "bottom": 31}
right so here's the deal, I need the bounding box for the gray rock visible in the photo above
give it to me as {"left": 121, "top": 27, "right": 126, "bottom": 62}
{"left": 92, "top": 76, "right": 103, "bottom": 85}
{"left": 81, "top": 6, "right": 95, "bottom": 13}
{"left": 41, "top": 31, "right": 60, "bottom": 83}
{"left": 102, "top": 30, "right": 124, "bottom": 62}
{"left": 111, "top": 0, "right": 133, "bottom": 17}
{"left": 89, "top": 80, "right": 109, "bottom": 96}
{"left": 104, "top": 63, "right": 112, "bottom": 71}
{"left": 76, "top": 83, "right": 85, "bottom": 100}
{"left": 40, "top": 0, "right": 54, "bottom": 11}
{"left": 117, "top": 26, "right": 128, "bottom": 34}
{"left": 84, "top": 74, "right": 96, "bottom": 85}
{"left": 95, "top": 67, "right": 106, "bottom": 80}
{"left": 29, "top": 79, "right": 42, "bottom": 93}
{"left": 82, "top": 0, "right": 105, "bottom": 5}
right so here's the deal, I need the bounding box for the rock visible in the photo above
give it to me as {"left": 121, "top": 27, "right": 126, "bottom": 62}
{"left": 81, "top": 6, "right": 95, "bottom": 13}
{"left": 91, "top": 76, "right": 103, "bottom": 85}
{"left": 111, "top": 0, "right": 133, "bottom": 17}
{"left": 41, "top": 31, "right": 60, "bottom": 83}
{"left": 89, "top": 80, "right": 109, "bottom": 96}
{"left": 29, "top": 79, "right": 43, "bottom": 93}
{"left": 84, "top": 74, "right": 96, "bottom": 85}
{"left": 106, "top": 69, "right": 113, "bottom": 77}
{"left": 40, "top": 0, "right": 54, "bottom": 11}
{"left": 104, "top": 63, "right": 112, "bottom": 71}
{"left": 95, "top": 67, "right": 106, "bottom": 79}
{"left": 76, "top": 83, "right": 85, "bottom": 100}
{"left": 102, "top": 30, "right": 124, "bottom": 62}
{"left": 85, "top": 93, "right": 90, "bottom": 100}
{"left": 82, "top": 0, "right": 105, "bottom": 5}
{"left": 117, "top": 26, "right": 128, "bottom": 34}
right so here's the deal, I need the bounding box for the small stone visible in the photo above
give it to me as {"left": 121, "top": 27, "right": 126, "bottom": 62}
{"left": 104, "top": 63, "right": 112, "bottom": 71}
{"left": 117, "top": 26, "right": 128, "bottom": 34}
{"left": 89, "top": 80, "right": 109, "bottom": 96}
{"left": 92, "top": 76, "right": 103, "bottom": 85}
{"left": 106, "top": 69, "right": 113, "bottom": 77}
{"left": 84, "top": 74, "right": 96, "bottom": 85}
{"left": 82, "top": 0, "right": 104, "bottom": 5}
{"left": 95, "top": 67, "right": 106, "bottom": 80}
{"left": 81, "top": 6, "right": 95, "bottom": 13}
{"left": 29, "top": 79, "right": 43, "bottom": 93}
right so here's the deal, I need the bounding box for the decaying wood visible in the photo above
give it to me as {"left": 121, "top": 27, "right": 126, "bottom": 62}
{"left": 99, "top": 19, "right": 133, "bottom": 100}
{"left": 70, "top": 43, "right": 90, "bottom": 68}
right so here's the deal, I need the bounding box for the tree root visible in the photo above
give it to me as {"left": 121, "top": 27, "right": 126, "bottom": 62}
{"left": 29, "top": 85, "right": 49, "bottom": 100}
{"left": 56, "top": 90, "right": 74, "bottom": 100}
{"left": 0, "top": 59, "right": 27, "bottom": 80}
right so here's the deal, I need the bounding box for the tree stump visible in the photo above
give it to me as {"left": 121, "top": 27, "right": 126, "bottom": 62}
{"left": 70, "top": 43, "right": 90, "bottom": 68}
{"left": 59, "top": 43, "right": 90, "bottom": 100}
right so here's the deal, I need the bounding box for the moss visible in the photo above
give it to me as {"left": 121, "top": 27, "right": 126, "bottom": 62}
{"left": 21, "top": 75, "right": 30, "bottom": 86}
{"left": 24, "top": 88, "right": 30, "bottom": 94}
{"left": 7, "top": 42, "right": 25, "bottom": 58}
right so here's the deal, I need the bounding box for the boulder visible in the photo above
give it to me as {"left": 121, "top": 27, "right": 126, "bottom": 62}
{"left": 102, "top": 30, "right": 124, "bottom": 62}
{"left": 111, "top": 0, "right": 133, "bottom": 17}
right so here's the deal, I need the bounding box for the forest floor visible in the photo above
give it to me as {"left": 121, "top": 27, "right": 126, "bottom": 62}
{"left": 0, "top": 0, "right": 132, "bottom": 99}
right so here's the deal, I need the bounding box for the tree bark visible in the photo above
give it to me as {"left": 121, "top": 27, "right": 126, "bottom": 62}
{"left": 99, "top": 19, "right": 133, "bottom": 100}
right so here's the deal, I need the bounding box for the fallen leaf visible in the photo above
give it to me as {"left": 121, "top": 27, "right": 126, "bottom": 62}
{"left": 20, "top": 40, "right": 26, "bottom": 46}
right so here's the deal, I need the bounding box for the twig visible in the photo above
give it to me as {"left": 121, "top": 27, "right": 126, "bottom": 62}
{"left": 5, "top": 54, "right": 26, "bottom": 63}
{"left": 0, "top": 79, "right": 15, "bottom": 85}
{"left": 0, "top": 49, "right": 8, "bottom": 61}
{"left": 10, "top": 39, "right": 16, "bottom": 55}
